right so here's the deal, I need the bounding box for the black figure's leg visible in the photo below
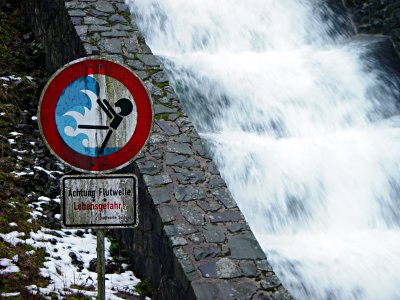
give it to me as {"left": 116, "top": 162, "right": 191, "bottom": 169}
{"left": 98, "top": 130, "right": 113, "bottom": 155}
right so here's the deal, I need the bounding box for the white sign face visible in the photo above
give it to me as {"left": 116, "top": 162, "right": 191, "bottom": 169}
{"left": 61, "top": 174, "right": 138, "bottom": 228}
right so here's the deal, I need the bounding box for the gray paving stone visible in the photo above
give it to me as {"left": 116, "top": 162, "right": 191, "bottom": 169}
{"left": 110, "top": 14, "right": 127, "bottom": 23}
{"left": 137, "top": 54, "right": 160, "bottom": 66}
{"left": 174, "top": 248, "right": 195, "bottom": 274}
{"left": 227, "top": 223, "right": 249, "bottom": 233}
{"left": 169, "top": 236, "right": 188, "bottom": 247}
{"left": 188, "top": 233, "right": 205, "bottom": 244}
{"left": 157, "top": 205, "right": 177, "bottom": 223}
{"left": 165, "top": 153, "right": 200, "bottom": 168}
{"left": 155, "top": 104, "right": 177, "bottom": 115}
{"left": 149, "top": 134, "right": 168, "bottom": 144}
{"left": 166, "top": 142, "right": 192, "bottom": 155}
{"left": 71, "top": 17, "right": 82, "bottom": 25}
{"left": 116, "top": 3, "right": 130, "bottom": 13}
{"left": 197, "top": 200, "right": 221, "bottom": 212}
{"left": 84, "top": 16, "right": 107, "bottom": 25}
{"left": 261, "top": 275, "right": 281, "bottom": 291}
{"left": 209, "top": 211, "right": 242, "bottom": 223}
{"left": 124, "top": 37, "right": 140, "bottom": 53}
{"left": 156, "top": 120, "right": 180, "bottom": 136}
{"left": 216, "top": 281, "right": 257, "bottom": 300}
{"left": 126, "top": 59, "right": 145, "bottom": 70}
{"left": 69, "top": 9, "right": 86, "bottom": 17}
{"left": 212, "top": 187, "right": 237, "bottom": 208}
{"left": 228, "top": 233, "right": 266, "bottom": 260}
{"left": 87, "top": 8, "right": 109, "bottom": 17}
{"left": 136, "top": 160, "right": 162, "bottom": 175}
{"left": 65, "top": 2, "right": 88, "bottom": 9}
{"left": 143, "top": 173, "right": 172, "bottom": 186}
{"left": 180, "top": 206, "right": 205, "bottom": 226}
{"left": 191, "top": 282, "right": 219, "bottom": 300}
{"left": 175, "top": 168, "right": 206, "bottom": 184}
{"left": 101, "top": 31, "right": 129, "bottom": 37}
{"left": 256, "top": 259, "right": 273, "bottom": 272}
{"left": 152, "top": 71, "right": 169, "bottom": 83}
{"left": 203, "top": 224, "right": 225, "bottom": 243}
{"left": 175, "top": 186, "right": 205, "bottom": 201}
{"left": 148, "top": 187, "right": 170, "bottom": 205}
{"left": 112, "top": 24, "right": 132, "bottom": 31}
{"left": 193, "top": 246, "right": 221, "bottom": 261}
{"left": 207, "top": 178, "right": 226, "bottom": 189}
{"left": 89, "top": 25, "right": 111, "bottom": 32}
{"left": 164, "top": 223, "right": 197, "bottom": 236}
{"left": 176, "top": 135, "right": 190, "bottom": 143}
{"left": 83, "top": 44, "right": 100, "bottom": 55}
{"left": 94, "top": 1, "right": 115, "bottom": 13}
{"left": 74, "top": 25, "right": 88, "bottom": 36}
{"left": 216, "top": 258, "right": 242, "bottom": 278}
{"left": 239, "top": 261, "right": 257, "bottom": 277}
{"left": 98, "top": 38, "right": 122, "bottom": 53}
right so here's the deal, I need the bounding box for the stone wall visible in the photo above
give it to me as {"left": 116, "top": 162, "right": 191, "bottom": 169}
{"left": 343, "top": 0, "right": 400, "bottom": 53}
{"left": 22, "top": 0, "right": 292, "bottom": 299}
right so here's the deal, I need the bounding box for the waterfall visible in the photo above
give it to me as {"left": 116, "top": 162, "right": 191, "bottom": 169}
{"left": 126, "top": 0, "right": 400, "bottom": 298}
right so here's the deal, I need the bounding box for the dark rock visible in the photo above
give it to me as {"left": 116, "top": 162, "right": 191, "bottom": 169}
{"left": 193, "top": 246, "right": 221, "bottom": 261}
{"left": 166, "top": 142, "right": 192, "bottom": 155}
{"left": 197, "top": 200, "right": 221, "bottom": 212}
{"left": 84, "top": 16, "right": 107, "bottom": 25}
{"left": 169, "top": 236, "right": 188, "bottom": 247}
{"left": 207, "top": 178, "right": 226, "bottom": 189}
{"left": 137, "top": 54, "right": 160, "bottom": 66}
{"left": 199, "top": 258, "right": 241, "bottom": 279}
{"left": 101, "top": 31, "right": 129, "bottom": 37}
{"left": 164, "top": 223, "right": 197, "bottom": 236}
{"left": 148, "top": 187, "right": 170, "bottom": 204}
{"left": 212, "top": 188, "right": 237, "bottom": 208}
{"left": 89, "top": 25, "right": 111, "bottom": 32}
{"left": 152, "top": 71, "right": 169, "bottom": 83}
{"left": 69, "top": 252, "right": 84, "bottom": 270}
{"left": 86, "top": 8, "right": 109, "bottom": 17}
{"left": 116, "top": 3, "right": 130, "bottom": 13}
{"left": 143, "top": 173, "right": 172, "bottom": 186}
{"left": 126, "top": 59, "right": 145, "bottom": 70}
{"left": 110, "top": 14, "right": 127, "bottom": 24}
{"left": 209, "top": 211, "right": 242, "bottom": 223}
{"left": 88, "top": 258, "right": 97, "bottom": 272}
{"left": 228, "top": 233, "right": 265, "bottom": 260}
{"left": 123, "top": 37, "right": 140, "bottom": 53}
{"left": 261, "top": 275, "right": 281, "bottom": 291}
{"left": 216, "top": 280, "right": 257, "bottom": 300}
{"left": 165, "top": 153, "right": 200, "bottom": 168}
{"left": 69, "top": 9, "right": 86, "bottom": 17}
{"left": 149, "top": 134, "right": 168, "bottom": 144}
{"left": 157, "top": 205, "right": 177, "bottom": 223}
{"left": 203, "top": 224, "right": 225, "bottom": 243}
{"left": 156, "top": 120, "right": 180, "bottom": 136}
{"left": 136, "top": 160, "right": 162, "bottom": 175}
{"left": 227, "top": 223, "right": 249, "bottom": 233}
{"left": 155, "top": 104, "right": 177, "bottom": 115}
{"left": 173, "top": 247, "right": 195, "bottom": 273}
{"left": 188, "top": 233, "right": 205, "bottom": 244}
{"left": 180, "top": 206, "right": 205, "bottom": 225}
{"left": 191, "top": 281, "right": 219, "bottom": 300}
{"left": 239, "top": 261, "right": 257, "bottom": 277}
{"left": 94, "top": 2, "right": 115, "bottom": 13}
{"left": 175, "top": 186, "right": 205, "bottom": 201}
{"left": 98, "top": 38, "right": 123, "bottom": 53}
{"left": 257, "top": 259, "right": 273, "bottom": 272}
{"left": 175, "top": 169, "right": 206, "bottom": 184}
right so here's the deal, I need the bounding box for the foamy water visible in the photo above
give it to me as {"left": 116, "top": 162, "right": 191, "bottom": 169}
{"left": 126, "top": 0, "right": 400, "bottom": 298}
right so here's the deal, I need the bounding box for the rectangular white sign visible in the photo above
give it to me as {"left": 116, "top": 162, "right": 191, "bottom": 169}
{"left": 61, "top": 174, "right": 138, "bottom": 228}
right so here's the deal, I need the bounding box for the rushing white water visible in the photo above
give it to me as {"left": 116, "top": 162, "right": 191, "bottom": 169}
{"left": 126, "top": 0, "right": 400, "bottom": 299}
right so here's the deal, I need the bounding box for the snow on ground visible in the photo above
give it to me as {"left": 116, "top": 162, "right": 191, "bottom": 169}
{"left": 1, "top": 194, "right": 145, "bottom": 299}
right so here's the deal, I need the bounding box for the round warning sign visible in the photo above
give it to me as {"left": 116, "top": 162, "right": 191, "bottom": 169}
{"left": 38, "top": 57, "right": 153, "bottom": 173}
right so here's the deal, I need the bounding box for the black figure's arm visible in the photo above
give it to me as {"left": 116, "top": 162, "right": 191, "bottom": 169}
{"left": 102, "top": 99, "right": 118, "bottom": 118}
{"left": 97, "top": 99, "right": 113, "bottom": 119}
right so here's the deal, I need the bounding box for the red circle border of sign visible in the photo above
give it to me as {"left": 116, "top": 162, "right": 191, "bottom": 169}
{"left": 38, "top": 57, "right": 153, "bottom": 173}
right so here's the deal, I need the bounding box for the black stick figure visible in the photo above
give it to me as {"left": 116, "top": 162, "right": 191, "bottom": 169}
{"left": 78, "top": 98, "right": 133, "bottom": 155}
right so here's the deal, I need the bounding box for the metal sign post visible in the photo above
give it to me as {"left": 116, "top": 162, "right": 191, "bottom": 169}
{"left": 38, "top": 57, "right": 153, "bottom": 299}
